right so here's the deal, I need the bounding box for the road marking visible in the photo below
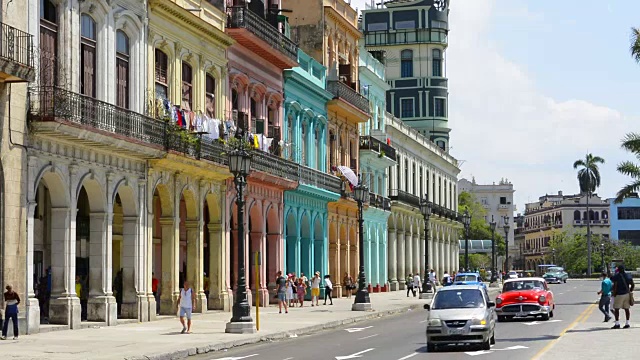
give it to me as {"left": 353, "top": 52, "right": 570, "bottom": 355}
{"left": 465, "top": 350, "right": 493, "bottom": 356}
{"left": 283, "top": 358, "right": 293, "bottom": 360}
{"left": 465, "top": 345, "right": 528, "bottom": 356}
{"left": 344, "top": 326, "right": 373, "bottom": 333}
{"left": 523, "top": 319, "right": 562, "bottom": 325}
{"left": 335, "top": 348, "right": 375, "bottom": 360}
{"left": 397, "top": 353, "right": 419, "bottom": 360}
{"left": 494, "top": 345, "right": 528, "bottom": 351}
{"left": 530, "top": 303, "right": 597, "bottom": 360}
{"left": 358, "top": 334, "right": 379, "bottom": 340}
{"left": 216, "top": 355, "right": 259, "bottom": 360}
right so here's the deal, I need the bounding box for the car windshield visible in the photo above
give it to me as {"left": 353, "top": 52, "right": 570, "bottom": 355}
{"left": 503, "top": 280, "right": 545, "bottom": 292}
{"left": 547, "top": 267, "right": 563, "bottom": 273}
{"left": 455, "top": 275, "right": 478, "bottom": 282}
{"left": 432, "top": 289, "right": 485, "bottom": 309}
{"left": 508, "top": 271, "right": 517, "bottom": 275}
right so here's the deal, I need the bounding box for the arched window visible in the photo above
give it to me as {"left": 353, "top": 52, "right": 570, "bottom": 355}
{"left": 182, "top": 62, "right": 193, "bottom": 110}
{"left": 155, "top": 49, "right": 168, "bottom": 100}
{"left": 287, "top": 115, "right": 294, "bottom": 160}
{"left": 80, "top": 14, "right": 97, "bottom": 97}
{"left": 329, "top": 130, "right": 335, "bottom": 168}
{"left": 404, "top": 159, "right": 409, "bottom": 191}
{"left": 315, "top": 126, "right": 321, "bottom": 170}
{"left": 412, "top": 162, "right": 416, "bottom": 195}
{"left": 205, "top": 74, "right": 216, "bottom": 118}
{"left": 400, "top": 49, "right": 413, "bottom": 78}
{"left": 573, "top": 210, "right": 580, "bottom": 221}
{"left": 40, "top": 0, "right": 58, "bottom": 86}
{"left": 231, "top": 89, "right": 238, "bottom": 111}
{"left": 432, "top": 49, "right": 442, "bottom": 77}
{"left": 594, "top": 211, "right": 600, "bottom": 221}
{"left": 602, "top": 210, "right": 609, "bottom": 219}
{"left": 116, "top": 30, "right": 129, "bottom": 109}
{"left": 301, "top": 121, "right": 307, "bottom": 165}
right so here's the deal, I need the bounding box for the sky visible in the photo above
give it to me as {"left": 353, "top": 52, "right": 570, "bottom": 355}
{"left": 351, "top": 0, "right": 640, "bottom": 212}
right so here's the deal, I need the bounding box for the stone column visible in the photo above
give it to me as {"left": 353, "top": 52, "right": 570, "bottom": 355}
{"left": 433, "top": 234, "right": 440, "bottom": 279}
{"left": 419, "top": 230, "right": 426, "bottom": 278}
{"left": 87, "top": 212, "right": 117, "bottom": 325}
{"left": 186, "top": 220, "right": 207, "bottom": 312}
{"left": 208, "top": 222, "right": 229, "bottom": 310}
{"left": 439, "top": 240, "right": 445, "bottom": 278}
{"left": 26, "top": 201, "right": 41, "bottom": 334}
{"left": 120, "top": 216, "right": 140, "bottom": 319}
{"left": 388, "top": 229, "right": 398, "bottom": 290}
{"left": 413, "top": 232, "right": 420, "bottom": 275}
{"left": 141, "top": 179, "right": 154, "bottom": 322}
{"left": 159, "top": 217, "right": 179, "bottom": 314}
{"left": 397, "top": 231, "right": 406, "bottom": 289}
{"left": 405, "top": 230, "right": 413, "bottom": 279}
{"left": 48, "top": 207, "right": 81, "bottom": 329}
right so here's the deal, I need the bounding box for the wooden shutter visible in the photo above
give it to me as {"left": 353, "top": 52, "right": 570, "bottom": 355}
{"left": 81, "top": 44, "right": 96, "bottom": 97}
{"left": 205, "top": 75, "right": 215, "bottom": 118}
{"left": 116, "top": 58, "right": 129, "bottom": 108}
{"left": 39, "top": 23, "right": 57, "bottom": 86}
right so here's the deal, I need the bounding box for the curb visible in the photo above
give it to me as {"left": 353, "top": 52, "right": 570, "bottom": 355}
{"left": 128, "top": 303, "right": 424, "bottom": 360}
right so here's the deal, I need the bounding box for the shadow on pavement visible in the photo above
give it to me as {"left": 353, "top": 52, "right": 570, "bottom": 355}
{"left": 566, "top": 327, "right": 620, "bottom": 334}
{"left": 555, "top": 301, "right": 598, "bottom": 305}
{"left": 414, "top": 344, "right": 484, "bottom": 353}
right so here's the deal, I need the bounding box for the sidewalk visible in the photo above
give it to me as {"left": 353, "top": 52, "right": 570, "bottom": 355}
{"left": 539, "top": 292, "right": 640, "bottom": 360}
{"left": 0, "top": 290, "right": 434, "bottom": 360}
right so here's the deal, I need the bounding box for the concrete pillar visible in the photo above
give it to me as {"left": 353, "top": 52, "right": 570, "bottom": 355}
{"left": 413, "top": 232, "right": 420, "bottom": 275}
{"left": 87, "top": 211, "right": 117, "bottom": 325}
{"left": 398, "top": 231, "right": 406, "bottom": 289}
{"left": 388, "top": 229, "right": 398, "bottom": 290}
{"left": 120, "top": 217, "right": 140, "bottom": 319}
{"left": 439, "top": 240, "right": 445, "bottom": 278}
{"left": 419, "top": 230, "right": 426, "bottom": 277}
{"left": 208, "top": 223, "right": 230, "bottom": 310}
{"left": 405, "top": 231, "right": 413, "bottom": 278}
{"left": 433, "top": 233, "right": 440, "bottom": 279}
{"left": 26, "top": 201, "right": 41, "bottom": 334}
{"left": 159, "top": 217, "right": 179, "bottom": 314}
{"left": 48, "top": 207, "right": 81, "bottom": 329}
{"left": 186, "top": 220, "right": 207, "bottom": 312}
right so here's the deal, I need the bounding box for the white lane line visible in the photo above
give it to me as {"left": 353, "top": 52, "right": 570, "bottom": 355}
{"left": 358, "top": 334, "right": 379, "bottom": 340}
{"left": 217, "top": 355, "right": 259, "bottom": 360}
{"left": 345, "top": 326, "right": 374, "bottom": 333}
{"left": 283, "top": 358, "right": 294, "bottom": 360}
{"left": 335, "top": 348, "right": 375, "bottom": 360}
{"left": 397, "top": 353, "right": 419, "bottom": 360}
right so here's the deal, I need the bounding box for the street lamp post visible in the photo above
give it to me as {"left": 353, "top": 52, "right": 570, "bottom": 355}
{"left": 352, "top": 175, "right": 371, "bottom": 311}
{"left": 600, "top": 243, "right": 606, "bottom": 274}
{"left": 503, "top": 216, "right": 510, "bottom": 273}
{"left": 462, "top": 210, "right": 471, "bottom": 271}
{"left": 420, "top": 193, "right": 433, "bottom": 299}
{"left": 225, "top": 143, "right": 256, "bottom": 334}
{"left": 489, "top": 216, "right": 497, "bottom": 285}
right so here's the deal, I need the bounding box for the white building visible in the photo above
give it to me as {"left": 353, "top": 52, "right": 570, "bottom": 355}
{"left": 386, "top": 112, "right": 461, "bottom": 289}
{"left": 458, "top": 178, "right": 515, "bottom": 248}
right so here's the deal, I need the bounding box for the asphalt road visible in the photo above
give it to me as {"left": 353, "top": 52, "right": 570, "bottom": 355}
{"left": 199, "top": 280, "right": 599, "bottom": 360}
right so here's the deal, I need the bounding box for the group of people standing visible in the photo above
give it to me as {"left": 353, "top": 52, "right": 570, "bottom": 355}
{"left": 274, "top": 271, "right": 345, "bottom": 313}
{"left": 406, "top": 269, "right": 443, "bottom": 297}
{"left": 598, "top": 264, "right": 635, "bottom": 329}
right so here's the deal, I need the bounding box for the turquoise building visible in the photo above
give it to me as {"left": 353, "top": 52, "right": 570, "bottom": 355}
{"left": 283, "top": 50, "right": 341, "bottom": 293}
{"left": 358, "top": 46, "right": 396, "bottom": 291}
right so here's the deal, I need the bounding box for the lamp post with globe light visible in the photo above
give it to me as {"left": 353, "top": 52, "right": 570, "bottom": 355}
{"left": 352, "top": 175, "right": 371, "bottom": 311}
{"left": 462, "top": 210, "right": 471, "bottom": 271}
{"left": 420, "top": 193, "right": 433, "bottom": 298}
{"left": 489, "top": 216, "right": 497, "bottom": 285}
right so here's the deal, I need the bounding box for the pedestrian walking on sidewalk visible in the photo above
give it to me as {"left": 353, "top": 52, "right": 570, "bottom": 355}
{"left": 429, "top": 269, "right": 438, "bottom": 293}
{"left": 285, "top": 274, "right": 294, "bottom": 307}
{"left": 296, "top": 278, "right": 306, "bottom": 307}
{"left": 275, "top": 271, "right": 288, "bottom": 314}
{"left": 611, "top": 265, "right": 634, "bottom": 329}
{"left": 406, "top": 274, "right": 415, "bottom": 297}
{"left": 344, "top": 273, "right": 354, "bottom": 299}
{"left": 413, "top": 273, "right": 421, "bottom": 296}
{"left": 1, "top": 285, "right": 20, "bottom": 340}
{"left": 176, "top": 281, "right": 195, "bottom": 334}
{"left": 597, "top": 272, "right": 612, "bottom": 322}
{"left": 323, "top": 275, "right": 333, "bottom": 305}
{"left": 311, "top": 272, "right": 321, "bottom": 306}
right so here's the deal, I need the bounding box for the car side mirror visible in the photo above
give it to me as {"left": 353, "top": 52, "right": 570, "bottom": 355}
{"left": 487, "top": 301, "right": 496, "bottom": 308}
{"left": 424, "top": 304, "right": 431, "bottom": 310}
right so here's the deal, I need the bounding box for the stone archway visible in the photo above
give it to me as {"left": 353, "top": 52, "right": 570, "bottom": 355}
{"left": 300, "top": 212, "right": 312, "bottom": 283}
{"left": 152, "top": 183, "right": 176, "bottom": 315}
{"left": 285, "top": 210, "right": 297, "bottom": 276}
{"left": 204, "top": 190, "right": 228, "bottom": 310}
{"left": 328, "top": 220, "right": 338, "bottom": 292}
{"left": 248, "top": 200, "right": 263, "bottom": 298}
{"left": 265, "top": 204, "right": 281, "bottom": 304}
{"left": 112, "top": 182, "right": 138, "bottom": 320}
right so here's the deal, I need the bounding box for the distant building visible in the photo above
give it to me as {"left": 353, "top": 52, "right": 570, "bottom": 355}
{"left": 522, "top": 191, "right": 610, "bottom": 270}
{"left": 609, "top": 195, "right": 640, "bottom": 246}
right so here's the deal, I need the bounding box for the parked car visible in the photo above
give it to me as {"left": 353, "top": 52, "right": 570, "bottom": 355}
{"left": 424, "top": 285, "right": 496, "bottom": 351}
{"left": 495, "top": 278, "right": 555, "bottom": 322}
{"left": 453, "top": 272, "right": 486, "bottom": 289}
{"left": 507, "top": 271, "right": 519, "bottom": 279}
{"left": 542, "top": 267, "right": 568, "bottom": 284}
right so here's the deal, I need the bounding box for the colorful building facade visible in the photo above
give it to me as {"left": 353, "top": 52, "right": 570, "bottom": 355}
{"left": 283, "top": 50, "right": 341, "bottom": 294}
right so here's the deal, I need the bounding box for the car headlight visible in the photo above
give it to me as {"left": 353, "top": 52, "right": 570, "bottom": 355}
{"left": 539, "top": 295, "right": 546, "bottom": 303}
{"left": 428, "top": 318, "right": 442, "bottom": 327}
{"left": 472, "top": 318, "right": 488, "bottom": 326}
{"left": 496, "top": 298, "right": 502, "bottom": 305}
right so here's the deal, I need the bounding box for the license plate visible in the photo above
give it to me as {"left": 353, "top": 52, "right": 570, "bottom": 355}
{"left": 448, "top": 328, "right": 465, "bottom": 335}
{"left": 516, "top": 312, "right": 527, "bottom": 317}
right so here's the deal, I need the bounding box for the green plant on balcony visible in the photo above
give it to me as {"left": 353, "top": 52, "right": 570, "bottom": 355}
{"left": 222, "top": 136, "right": 254, "bottom": 154}
{"left": 378, "top": 150, "right": 385, "bottom": 158}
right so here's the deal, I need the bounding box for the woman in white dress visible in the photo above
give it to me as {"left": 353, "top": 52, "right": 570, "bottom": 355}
{"left": 285, "top": 275, "right": 294, "bottom": 306}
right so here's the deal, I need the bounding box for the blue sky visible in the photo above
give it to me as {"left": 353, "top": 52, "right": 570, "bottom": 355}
{"left": 352, "top": 0, "right": 640, "bottom": 211}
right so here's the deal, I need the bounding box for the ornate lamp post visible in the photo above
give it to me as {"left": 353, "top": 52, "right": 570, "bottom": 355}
{"left": 489, "top": 216, "right": 497, "bottom": 285}
{"left": 420, "top": 193, "right": 433, "bottom": 298}
{"left": 352, "top": 175, "right": 371, "bottom": 311}
{"left": 462, "top": 210, "right": 471, "bottom": 271}
{"left": 502, "top": 216, "right": 510, "bottom": 273}
{"left": 225, "top": 144, "right": 255, "bottom": 334}
{"left": 600, "top": 243, "right": 606, "bottom": 274}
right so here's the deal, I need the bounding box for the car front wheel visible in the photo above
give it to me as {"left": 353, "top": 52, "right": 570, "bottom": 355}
{"left": 481, "top": 337, "right": 491, "bottom": 350}
{"left": 427, "top": 343, "right": 436, "bottom": 352}
{"left": 541, "top": 313, "right": 550, "bottom": 321}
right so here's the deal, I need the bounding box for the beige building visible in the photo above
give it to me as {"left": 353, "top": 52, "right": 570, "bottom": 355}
{"left": 0, "top": 0, "right": 36, "bottom": 335}
{"left": 522, "top": 191, "right": 610, "bottom": 270}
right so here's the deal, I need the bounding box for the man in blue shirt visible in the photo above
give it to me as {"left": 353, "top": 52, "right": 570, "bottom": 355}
{"left": 597, "top": 272, "right": 613, "bottom": 322}
{"left": 611, "top": 265, "right": 635, "bottom": 329}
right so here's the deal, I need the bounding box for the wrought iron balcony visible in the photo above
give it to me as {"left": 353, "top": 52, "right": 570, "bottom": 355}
{"left": 327, "top": 80, "right": 370, "bottom": 115}
{"left": 251, "top": 150, "right": 300, "bottom": 182}
{"left": 389, "top": 189, "right": 420, "bottom": 208}
{"left": 226, "top": 6, "right": 298, "bottom": 68}
{"left": 0, "top": 21, "right": 35, "bottom": 82}
{"left": 299, "top": 166, "right": 342, "bottom": 194}
{"left": 369, "top": 193, "right": 391, "bottom": 211}
{"left": 359, "top": 135, "right": 397, "bottom": 162}
{"left": 431, "top": 203, "right": 460, "bottom": 222}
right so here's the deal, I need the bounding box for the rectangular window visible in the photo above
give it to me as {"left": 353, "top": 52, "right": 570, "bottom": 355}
{"left": 80, "top": 15, "right": 96, "bottom": 98}
{"left": 40, "top": 14, "right": 58, "bottom": 87}
{"left": 431, "top": 20, "right": 447, "bottom": 29}
{"left": 618, "top": 230, "right": 640, "bottom": 246}
{"left": 367, "top": 22, "right": 387, "bottom": 31}
{"left": 205, "top": 74, "right": 216, "bottom": 118}
{"left": 182, "top": 62, "right": 193, "bottom": 110}
{"left": 618, "top": 207, "right": 640, "bottom": 220}
{"left": 395, "top": 20, "right": 415, "bottom": 30}
{"left": 434, "top": 98, "right": 446, "bottom": 117}
{"left": 500, "top": 197, "right": 507, "bottom": 205}
{"left": 400, "top": 98, "right": 414, "bottom": 118}
{"left": 155, "top": 49, "right": 168, "bottom": 100}
{"left": 401, "top": 59, "right": 413, "bottom": 77}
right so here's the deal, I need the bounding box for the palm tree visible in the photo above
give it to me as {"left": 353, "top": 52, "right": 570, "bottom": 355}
{"left": 615, "top": 133, "right": 640, "bottom": 203}
{"left": 631, "top": 27, "right": 640, "bottom": 63}
{"left": 573, "top": 153, "right": 605, "bottom": 276}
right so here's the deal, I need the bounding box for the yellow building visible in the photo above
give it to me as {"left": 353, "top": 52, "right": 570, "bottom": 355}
{"left": 285, "top": 0, "right": 370, "bottom": 296}
{"left": 147, "top": 0, "right": 235, "bottom": 313}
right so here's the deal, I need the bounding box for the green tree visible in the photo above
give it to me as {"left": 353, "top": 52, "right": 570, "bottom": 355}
{"left": 573, "top": 153, "right": 605, "bottom": 276}
{"left": 631, "top": 27, "right": 640, "bottom": 63}
{"left": 615, "top": 133, "right": 640, "bottom": 202}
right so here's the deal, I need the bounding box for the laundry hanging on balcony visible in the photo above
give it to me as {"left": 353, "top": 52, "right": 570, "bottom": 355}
{"left": 336, "top": 166, "right": 358, "bottom": 187}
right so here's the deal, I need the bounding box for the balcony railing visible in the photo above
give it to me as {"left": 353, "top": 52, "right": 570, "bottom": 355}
{"left": 369, "top": 193, "right": 391, "bottom": 211}
{"left": 0, "top": 21, "right": 34, "bottom": 81}
{"left": 364, "top": 28, "right": 447, "bottom": 47}
{"left": 327, "top": 80, "right": 370, "bottom": 115}
{"left": 389, "top": 189, "right": 420, "bottom": 208}
{"left": 299, "top": 166, "right": 342, "bottom": 194}
{"left": 359, "top": 135, "right": 396, "bottom": 161}
{"left": 226, "top": 6, "right": 297, "bottom": 62}
{"left": 252, "top": 150, "right": 300, "bottom": 181}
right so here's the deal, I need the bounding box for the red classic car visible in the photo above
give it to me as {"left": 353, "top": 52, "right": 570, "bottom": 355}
{"left": 495, "top": 277, "right": 555, "bottom": 322}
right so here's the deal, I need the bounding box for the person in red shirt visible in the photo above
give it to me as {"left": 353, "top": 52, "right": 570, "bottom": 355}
{"left": 152, "top": 273, "right": 159, "bottom": 315}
